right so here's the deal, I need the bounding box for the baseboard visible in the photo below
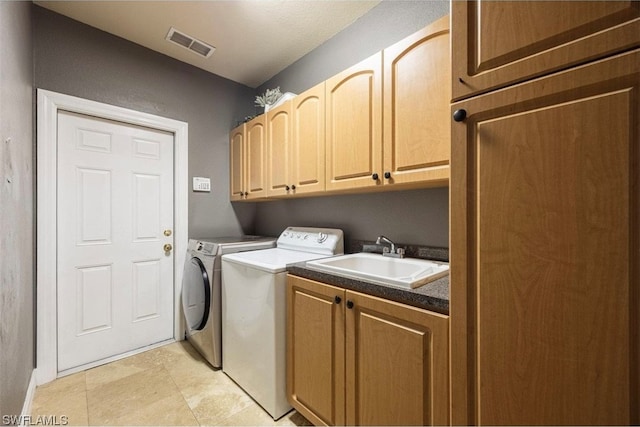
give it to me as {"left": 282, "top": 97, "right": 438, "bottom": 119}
{"left": 19, "top": 369, "right": 37, "bottom": 425}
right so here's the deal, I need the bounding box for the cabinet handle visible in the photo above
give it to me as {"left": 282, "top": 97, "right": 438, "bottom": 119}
{"left": 346, "top": 300, "right": 354, "bottom": 309}
{"left": 372, "top": 173, "right": 379, "bottom": 181}
{"left": 384, "top": 172, "right": 391, "bottom": 179}
{"left": 453, "top": 109, "right": 467, "bottom": 122}
{"left": 334, "top": 295, "right": 342, "bottom": 304}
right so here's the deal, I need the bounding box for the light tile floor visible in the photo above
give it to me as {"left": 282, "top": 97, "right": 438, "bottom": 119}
{"left": 31, "top": 341, "right": 312, "bottom": 426}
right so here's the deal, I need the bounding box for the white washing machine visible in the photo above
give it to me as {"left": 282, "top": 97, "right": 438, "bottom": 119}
{"left": 221, "top": 227, "right": 344, "bottom": 419}
{"left": 181, "top": 236, "right": 276, "bottom": 368}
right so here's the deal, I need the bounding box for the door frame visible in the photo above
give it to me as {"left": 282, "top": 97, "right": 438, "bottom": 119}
{"left": 36, "top": 89, "right": 189, "bottom": 385}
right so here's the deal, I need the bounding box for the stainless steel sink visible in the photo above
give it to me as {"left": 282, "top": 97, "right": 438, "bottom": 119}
{"left": 306, "top": 252, "right": 449, "bottom": 289}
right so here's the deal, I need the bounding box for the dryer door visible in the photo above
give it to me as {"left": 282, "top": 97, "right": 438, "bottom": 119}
{"left": 182, "top": 256, "right": 211, "bottom": 331}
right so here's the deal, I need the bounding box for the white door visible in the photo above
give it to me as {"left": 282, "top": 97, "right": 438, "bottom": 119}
{"left": 56, "top": 110, "right": 174, "bottom": 371}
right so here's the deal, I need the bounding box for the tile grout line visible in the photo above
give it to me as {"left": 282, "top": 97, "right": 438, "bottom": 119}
{"left": 83, "top": 372, "right": 91, "bottom": 426}
{"left": 160, "top": 347, "right": 202, "bottom": 426}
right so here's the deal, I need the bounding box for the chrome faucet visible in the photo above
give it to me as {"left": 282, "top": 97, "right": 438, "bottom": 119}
{"left": 375, "top": 235, "right": 405, "bottom": 258}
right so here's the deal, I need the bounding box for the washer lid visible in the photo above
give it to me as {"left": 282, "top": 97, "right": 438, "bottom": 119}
{"left": 222, "top": 248, "right": 334, "bottom": 273}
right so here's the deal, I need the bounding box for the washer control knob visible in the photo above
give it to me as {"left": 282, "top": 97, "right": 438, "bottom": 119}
{"left": 317, "top": 232, "right": 328, "bottom": 243}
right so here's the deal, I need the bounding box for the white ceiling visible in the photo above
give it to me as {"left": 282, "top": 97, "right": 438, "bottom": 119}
{"left": 34, "top": 1, "right": 380, "bottom": 88}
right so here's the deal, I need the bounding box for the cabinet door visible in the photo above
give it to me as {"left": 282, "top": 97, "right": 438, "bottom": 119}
{"left": 245, "top": 115, "right": 267, "bottom": 199}
{"left": 452, "top": 1, "right": 640, "bottom": 101}
{"left": 345, "top": 291, "right": 449, "bottom": 426}
{"left": 287, "top": 276, "right": 345, "bottom": 426}
{"left": 267, "top": 101, "right": 292, "bottom": 197}
{"left": 292, "top": 83, "right": 326, "bottom": 195}
{"left": 325, "top": 52, "right": 382, "bottom": 191}
{"left": 450, "top": 50, "right": 640, "bottom": 425}
{"left": 383, "top": 15, "right": 450, "bottom": 187}
{"left": 229, "top": 124, "right": 245, "bottom": 200}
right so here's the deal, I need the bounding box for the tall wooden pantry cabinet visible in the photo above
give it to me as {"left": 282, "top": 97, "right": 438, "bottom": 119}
{"left": 450, "top": 1, "right": 640, "bottom": 425}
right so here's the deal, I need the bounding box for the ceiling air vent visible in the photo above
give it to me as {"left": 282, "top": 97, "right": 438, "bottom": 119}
{"left": 166, "top": 27, "right": 215, "bottom": 58}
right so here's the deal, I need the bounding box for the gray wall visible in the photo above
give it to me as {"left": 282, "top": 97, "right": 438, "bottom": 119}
{"left": 254, "top": 1, "right": 451, "bottom": 248}
{"left": 258, "top": 1, "right": 449, "bottom": 95}
{"left": 254, "top": 188, "right": 449, "bottom": 248}
{"left": 0, "top": 1, "right": 34, "bottom": 418}
{"left": 33, "top": 5, "right": 258, "bottom": 238}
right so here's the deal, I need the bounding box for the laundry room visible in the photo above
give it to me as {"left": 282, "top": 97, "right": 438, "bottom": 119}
{"left": 4, "top": 1, "right": 451, "bottom": 424}
{"left": 4, "top": 0, "right": 638, "bottom": 426}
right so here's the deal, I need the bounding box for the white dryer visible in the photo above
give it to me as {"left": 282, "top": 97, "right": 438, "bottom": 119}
{"left": 181, "top": 236, "right": 276, "bottom": 368}
{"left": 221, "top": 227, "right": 344, "bottom": 419}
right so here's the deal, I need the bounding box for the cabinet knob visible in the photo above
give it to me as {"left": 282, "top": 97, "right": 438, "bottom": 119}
{"left": 346, "top": 300, "right": 354, "bottom": 309}
{"left": 285, "top": 185, "right": 290, "bottom": 191}
{"left": 453, "top": 109, "right": 467, "bottom": 122}
{"left": 384, "top": 172, "right": 391, "bottom": 179}
{"left": 334, "top": 295, "right": 342, "bottom": 304}
{"left": 291, "top": 185, "right": 296, "bottom": 190}
{"left": 372, "top": 173, "right": 379, "bottom": 181}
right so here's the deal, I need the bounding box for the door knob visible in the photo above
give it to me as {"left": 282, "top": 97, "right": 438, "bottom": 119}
{"left": 164, "top": 229, "right": 172, "bottom": 236}
{"left": 163, "top": 243, "right": 173, "bottom": 252}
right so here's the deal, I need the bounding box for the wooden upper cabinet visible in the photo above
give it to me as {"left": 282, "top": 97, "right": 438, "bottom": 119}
{"left": 266, "top": 101, "right": 292, "bottom": 197}
{"left": 291, "top": 83, "right": 326, "bottom": 195}
{"left": 231, "top": 17, "right": 454, "bottom": 200}
{"left": 452, "top": 1, "right": 640, "bottom": 100}
{"left": 244, "top": 115, "right": 267, "bottom": 199}
{"left": 450, "top": 50, "right": 640, "bottom": 425}
{"left": 325, "top": 52, "right": 382, "bottom": 191}
{"left": 383, "top": 15, "right": 450, "bottom": 187}
{"left": 229, "top": 124, "right": 246, "bottom": 201}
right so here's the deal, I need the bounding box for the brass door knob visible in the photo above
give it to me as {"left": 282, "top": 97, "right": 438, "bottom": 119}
{"left": 164, "top": 229, "right": 172, "bottom": 237}
{"left": 163, "top": 243, "right": 173, "bottom": 252}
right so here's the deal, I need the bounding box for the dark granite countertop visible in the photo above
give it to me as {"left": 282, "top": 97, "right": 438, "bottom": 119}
{"left": 287, "top": 240, "right": 450, "bottom": 315}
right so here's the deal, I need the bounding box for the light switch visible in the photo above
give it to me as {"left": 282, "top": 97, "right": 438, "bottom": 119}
{"left": 193, "top": 177, "right": 211, "bottom": 192}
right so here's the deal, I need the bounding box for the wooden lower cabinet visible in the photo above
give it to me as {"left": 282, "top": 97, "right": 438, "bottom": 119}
{"left": 450, "top": 50, "right": 640, "bottom": 425}
{"left": 287, "top": 275, "right": 449, "bottom": 426}
{"left": 287, "top": 276, "right": 345, "bottom": 426}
